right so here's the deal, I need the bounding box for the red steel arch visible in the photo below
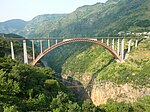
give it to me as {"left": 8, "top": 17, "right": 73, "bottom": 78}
{"left": 32, "top": 38, "right": 123, "bottom": 65}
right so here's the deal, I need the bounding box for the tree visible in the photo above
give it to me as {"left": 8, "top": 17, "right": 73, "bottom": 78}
{"left": 81, "top": 99, "right": 98, "bottom": 112}
{"left": 50, "top": 91, "right": 81, "bottom": 112}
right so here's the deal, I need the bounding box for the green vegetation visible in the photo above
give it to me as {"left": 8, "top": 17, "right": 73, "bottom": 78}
{"left": 62, "top": 44, "right": 112, "bottom": 74}
{"left": 45, "top": 42, "right": 93, "bottom": 72}
{"left": 0, "top": 36, "right": 77, "bottom": 111}
{"left": 0, "top": 19, "right": 27, "bottom": 34}
{"left": 0, "top": 35, "right": 32, "bottom": 58}
{"left": 96, "top": 39, "right": 150, "bottom": 86}
{"left": 1, "top": 0, "right": 149, "bottom": 37}
{"left": 0, "top": 58, "right": 79, "bottom": 111}
{"left": 0, "top": 35, "right": 149, "bottom": 111}
{"left": 61, "top": 39, "right": 150, "bottom": 87}
{"left": 0, "top": 0, "right": 150, "bottom": 111}
{"left": 21, "top": 14, "right": 66, "bottom": 37}
{"left": 0, "top": 36, "right": 23, "bottom": 57}
{"left": 21, "top": 0, "right": 150, "bottom": 37}
{"left": 99, "top": 96, "right": 150, "bottom": 112}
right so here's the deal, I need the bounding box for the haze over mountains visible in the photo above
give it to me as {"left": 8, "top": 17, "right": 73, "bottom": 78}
{"left": 0, "top": 0, "right": 150, "bottom": 37}
{"left": 0, "top": 19, "right": 27, "bottom": 34}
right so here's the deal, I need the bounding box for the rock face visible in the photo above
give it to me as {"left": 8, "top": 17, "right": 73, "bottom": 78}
{"left": 90, "top": 81, "right": 150, "bottom": 106}
{"left": 63, "top": 73, "right": 150, "bottom": 106}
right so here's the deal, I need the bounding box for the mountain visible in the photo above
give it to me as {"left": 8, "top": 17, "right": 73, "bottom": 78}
{"left": 21, "top": 0, "right": 150, "bottom": 37}
{"left": 60, "top": 38, "right": 150, "bottom": 105}
{"left": 1, "top": 0, "right": 149, "bottom": 37}
{"left": 0, "top": 19, "right": 27, "bottom": 34}
{"left": 21, "top": 14, "right": 66, "bottom": 37}
{"left": 0, "top": 14, "right": 66, "bottom": 37}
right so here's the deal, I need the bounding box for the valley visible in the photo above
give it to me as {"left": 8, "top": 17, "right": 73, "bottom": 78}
{"left": 0, "top": 0, "right": 150, "bottom": 111}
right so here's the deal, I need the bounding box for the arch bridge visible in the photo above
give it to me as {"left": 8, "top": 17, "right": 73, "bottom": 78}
{"left": 8, "top": 37, "right": 146, "bottom": 65}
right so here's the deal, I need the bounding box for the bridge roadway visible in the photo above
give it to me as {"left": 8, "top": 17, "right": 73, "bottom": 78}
{"left": 6, "top": 36, "right": 148, "bottom": 40}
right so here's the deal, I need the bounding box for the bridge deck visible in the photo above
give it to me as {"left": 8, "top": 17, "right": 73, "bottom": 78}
{"left": 4, "top": 37, "right": 149, "bottom": 40}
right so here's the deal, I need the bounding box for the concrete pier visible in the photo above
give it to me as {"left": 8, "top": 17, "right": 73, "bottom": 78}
{"left": 107, "top": 38, "right": 109, "bottom": 46}
{"left": 32, "top": 40, "right": 35, "bottom": 60}
{"left": 101, "top": 38, "right": 104, "bottom": 43}
{"left": 48, "top": 40, "right": 50, "bottom": 47}
{"left": 128, "top": 39, "right": 132, "bottom": 53}
{"left": 117, "top": 38, "right": 120, "bottom": 55}
{"left": 40, "top": 40, "right": 43, "bottom": 53}
{"left": 10, "top": 41, "right": 15, "bottom": 60}
{"left": 121, "top": 39, "right": 124, "bottom": 60}
{"left": 55, "top": 39, "right": 58, "bottom": 44}
{"left": 112, "top": 38, "right": 115, "bottom": 50}
{"left": 135, "top": 40, "right": 138, "bottom": 47}
{"left": 23, "top": 40, "right": 28, "bottom": 64}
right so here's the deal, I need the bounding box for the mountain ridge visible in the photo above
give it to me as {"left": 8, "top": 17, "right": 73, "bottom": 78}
{"left": 22, "top": 0, "right": 150, "bottom": 37}
{"left": 0, "top": 19, "right": 27, "bottom": 34}
{"left": 0, "top": 0, "right": 149, "bottom": 37}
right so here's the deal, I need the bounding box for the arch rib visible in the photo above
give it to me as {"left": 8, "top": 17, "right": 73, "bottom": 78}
{"left": 32, "top": 38, "right": 123, "bottom": 65}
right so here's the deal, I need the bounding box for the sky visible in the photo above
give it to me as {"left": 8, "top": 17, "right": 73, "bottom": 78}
{"left": 0, "top": 0, "right": 107, "bottom": 22}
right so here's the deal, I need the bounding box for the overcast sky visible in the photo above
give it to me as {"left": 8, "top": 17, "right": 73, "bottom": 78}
{"left": 0, "top": 0, "right": 107, "bottom": 22}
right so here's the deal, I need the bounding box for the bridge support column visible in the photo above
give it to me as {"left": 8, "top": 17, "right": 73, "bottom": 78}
{"left": 55, "top": 39, "right": 58, "bottom": 44}
{"left": 135, "top": 40, "right": 138, "bottom": 47}
{"left": 23, "top": 40, "right": 28, "bottom": 64}
{"left": 47, "top": 40, "right": 50, "bottom": 47}
{"left": 40, "top": 40, "right": 43, "bottom": 53}
{"left": 121, "top": 39, "right": 124, "bottom": 60}
{"left": 32, "top": 40, "right": 35, "bottom": 60}
{"left": 101, "top": 38, "right": 104, "bottom": 43}
{"left": 10, "top": 41, "right": 15, "bottom": 60}
{"left": 107, "top": 38, "right": 109, "bottom": 46}
{"left": 112, "top": 38, "right": 115, "bottom": 50}
{"left": 128, "top": 39, "right": 132, "bottom": 53}
{"left": 117, "top": 38, "right": 120, "bottom": 55}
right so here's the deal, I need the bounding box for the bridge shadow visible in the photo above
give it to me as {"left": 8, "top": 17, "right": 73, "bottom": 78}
{"left": 85, "top": 58, "right": 115, "bottom": 96}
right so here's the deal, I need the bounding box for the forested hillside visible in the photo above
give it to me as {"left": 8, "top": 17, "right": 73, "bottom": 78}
{"left": 22, "top": 0, "right": 150, "bottom": 37}
{"left": 0, "top": 0, "right": 150, "bottom": 111}
{"left": 61, "top": 39, "right": 150, "bottom": 86}
{"left": 1, "top": 0, "right": 149, "bottom": 37}
{"left": 0, "top": 19, "right": 27, "bottom": 34}
{"left": 0, "top": 37, "right": 149, "bottom": 111}
{"left": 21, "top": 14, "right": 66, "bottom": 37}
{"left": 0, "top": 36, "right": 95, "bottom": 111}
{"left": 51, "top": 37, "right": 149, "bottom": 107}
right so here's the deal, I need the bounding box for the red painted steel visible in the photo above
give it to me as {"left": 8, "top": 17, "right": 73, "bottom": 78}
{"left": 32, "top": 38, "right": 123, "bottom": 65}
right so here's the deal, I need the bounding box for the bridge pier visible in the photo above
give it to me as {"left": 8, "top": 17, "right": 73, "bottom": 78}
{"left": 23, "top": 40, "right": 28, "bottom": 64}
{"left": 47, "top": 40, "right": 50, "bottom": 47}
{"left": 55, "top": 39, "right": 58, "bottom": 44}
{"left": 121, "top": 39, "right": 124, "bottom": 60}
{"left": 107, "top": 38, "right": 109, "bottom": 46}
{"left": 32, "top": 40, "right": 35, "bottom": 60}
{"left": 117, "top": 38, "right": 120, "bottom": 55}
{"left": 135, "top": 40, "right": 138, "bottom": 47}
{"left": 128, "top": 39, "right": 132, "bottom": 53}
{"left": 10, "top": 41, "right": 15, "bottom": 60}
{"left": 112, "top": 38, "right": 115, "bottom": 50}
{"left": 101, "top": 38, "right": 104, "bottom": 43}
{"left": 40, "top": 40, "right": 43, "bottom": 53}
